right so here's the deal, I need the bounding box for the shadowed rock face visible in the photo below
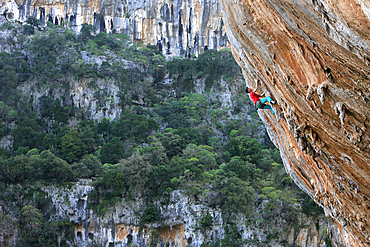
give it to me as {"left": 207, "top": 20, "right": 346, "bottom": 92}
{"left": 0, "top": 0, "right": 228, "bottom": 56}
{"left": 220, "top": 0, "right": 370, "bottom": 245}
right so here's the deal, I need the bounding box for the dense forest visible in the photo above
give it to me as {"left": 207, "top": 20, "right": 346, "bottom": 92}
{"left": 0, "top": 17, "right": 327, "bottom": 246}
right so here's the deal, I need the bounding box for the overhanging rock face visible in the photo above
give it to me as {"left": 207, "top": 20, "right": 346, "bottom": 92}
{"left": 220, "top": 0, "right": 370, "bottom": 245}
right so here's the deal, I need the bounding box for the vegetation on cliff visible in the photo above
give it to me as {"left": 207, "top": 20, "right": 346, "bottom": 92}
{"left": 0, "top": 18, "right": 324, "bottom": 246}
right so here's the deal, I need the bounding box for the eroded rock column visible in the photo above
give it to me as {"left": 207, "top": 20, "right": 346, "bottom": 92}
{"left": 0, "top": 0, "right": 229, "bottom": 56}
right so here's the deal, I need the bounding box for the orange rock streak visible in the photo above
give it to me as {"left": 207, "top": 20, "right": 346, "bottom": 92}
{"left": 222, "top": 0, "right": 370, "bottom": 245}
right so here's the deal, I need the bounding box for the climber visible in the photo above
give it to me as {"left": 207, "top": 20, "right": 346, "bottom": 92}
{"left": 245, "top": 81, "right": 276, "bottom": 114}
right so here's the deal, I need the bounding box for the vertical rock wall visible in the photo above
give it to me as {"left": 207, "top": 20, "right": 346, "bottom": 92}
{"left": 220, "top": 0, "right": 370, "bottom": 246}
{"left": 43, "top": 181, "right": 345, "bottom": 247}
{"left": 0, "top": 0, "right": 229, "bottom": 56}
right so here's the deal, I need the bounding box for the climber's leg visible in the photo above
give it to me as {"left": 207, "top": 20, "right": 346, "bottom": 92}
{"left": 263, "top": 105, "right": 275, "bottom": 114}
{"left": 260, "top": 96, "right": 276, "bottom": 105}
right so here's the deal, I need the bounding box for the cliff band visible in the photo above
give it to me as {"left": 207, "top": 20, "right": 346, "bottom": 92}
{"left": 0, "top": 0, "right": 229, "bottom": 56}
{"left": 220, "top": 0, "right": 370, "bottom": 246}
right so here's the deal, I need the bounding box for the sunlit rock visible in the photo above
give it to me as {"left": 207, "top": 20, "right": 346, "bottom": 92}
{"left": 220, "top": 0, "right": 370, "bottom": 245}
{"left": 0, "top": 0, "right": 229, "bottom": 56}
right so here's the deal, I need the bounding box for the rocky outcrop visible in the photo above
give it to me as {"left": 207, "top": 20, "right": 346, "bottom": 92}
{"left": 20, "top": 76, "right": 123, "bottom": 121}
{"left": 220, "top": 0, "right": 370, "bottom": 246}
{"left": 42, "top": 180, "right": 343, "bottom": 247}
{"left": 0, "top": 0, "right": 228, "bottom": 56}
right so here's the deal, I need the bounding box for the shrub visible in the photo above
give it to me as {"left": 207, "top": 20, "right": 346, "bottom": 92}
{"left": 139, "top": 203, "right": 161, "bottom": 228}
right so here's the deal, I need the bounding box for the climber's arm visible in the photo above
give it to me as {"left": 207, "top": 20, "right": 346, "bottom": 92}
{"left": 255, "top": 92, "right": 265, "bottom": 98}
{"left": 251, "top": 79, "right": 265, "bottom": 97}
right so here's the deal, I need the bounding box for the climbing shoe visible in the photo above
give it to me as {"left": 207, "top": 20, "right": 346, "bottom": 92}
{"left": 271, "top": 100, "right": 277, "bottom": 105}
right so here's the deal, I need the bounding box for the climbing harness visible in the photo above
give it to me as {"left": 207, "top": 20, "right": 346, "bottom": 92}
{"left": 248, "top": 75, "right": 369, "bottom": 200}
{"left": 278, "top": 112, "right": 370, "bottom": 201}
{"left": 255, "top": 100, "right": 265, "bottom": 109}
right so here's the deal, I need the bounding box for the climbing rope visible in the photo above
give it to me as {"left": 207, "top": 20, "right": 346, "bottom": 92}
{"left": 264, "top": 108, "right": 370, "bottom": 201}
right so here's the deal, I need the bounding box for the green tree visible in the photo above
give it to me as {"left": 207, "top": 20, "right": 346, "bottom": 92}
{"left": 94, "top": 32, "right": 122, "bottom": 50}
{"left": 0, "top": 212, "right": 17, "bottom": 247}
{"left": 0, "top": 122, "right": 8, "bottom": 139}
{"left": 100, "top": 137, "right": 125, "bottom": 164}
{"left": 119, "top": 151, "right": 153, "bottom": 193}
{"left": 219, "top": 177, "right": 255, "bottom": 217}
{"left": 26, "top": 16, "right": 41, "bottom": 32}
{"left": 71, "top": 154, "right": 102, "bottom": 178}
{"left": 88, "top": 168, "right": 126, "bottom": 214}
{"left": 221, "top": 156, "right": 255, "bottom": 182}
{"left": 0, "top": 101, "right": 16, "bottom": 138}
{"left": 19, "top": 205, "right": 43, "bottom": 244}
{"left": 221, "top": 224, "right": 245, "bottom": 247}
{"left": 38, "top": 95, "right": 55, "bottom": 119}
{"left": 0, "top": 101, "right": 17, "bottom": 122}
{"left": 78, "top": 120, "right": 98, "bottom": 154}
{"left": 199, "top": 214, "right": 213, "bottom": 231}
{"left": 141, "top": 141, "right": 168, "bottom": 166}
{"left": 257, "top": 149, "right": 275, "bottom": 171}
{"left": 23, "top": 16, "right": 41, "bottom": 34}
{"left": 167, "top": 155, "right": 190, "bottom": 181}
{"left": 12, "top": 117, "right": 46, "bottom": 151}
{"left": 227, "top": 136, "right": 262, "bottom": 164}
{"left": 38, "top": 150, "right": 73, "bottom": 182}
{"left": 111, "top": 112, "right": 159, "bottom": 141}
{"left": 301, "top": 193, "right": 323, "bottom": 217}
{"left": 139, "top": 203, "right": 161, "bottom": 228}
{"left": 2, "top": 155, "right": 35, "bottom": 184}
{"left": 182, "top": 144, "right": 217, "bottom": 170}
{"left": 79, "top": 23, "right": 96, "bottom": 43}
{"left": 161, "top": 132, "right": 183, "bottom": 158}
{"left": 0, "top": 52, "right": 20, "bottom": 105}
{"left": 180, "top": 93, "right": 208, "bottom": 121}
{"left": 52, "top": 99, "right": 70, "bottom": 124}
{"left": 61, "top": 129, "right": 86, "bottom": 163}
{"left": 146, "top": 164, "right": 171, "bottom": 199}
{"left": 171, "top": 127, "right": 203, "bottom": 147}
{"left": 97, "top": 117, "right": 112, "bottom": 141}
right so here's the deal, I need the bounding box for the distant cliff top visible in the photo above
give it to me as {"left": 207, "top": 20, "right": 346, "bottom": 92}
{"left": 0, "top": 0, "right": 229, "bottom": 56}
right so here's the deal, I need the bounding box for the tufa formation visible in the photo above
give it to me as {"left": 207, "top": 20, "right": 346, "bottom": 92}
{"left": 220, "top": 0, "right": 370, "bottom": 246}
{"left": 0, "top": 0, "right": 228, "bottom": 56}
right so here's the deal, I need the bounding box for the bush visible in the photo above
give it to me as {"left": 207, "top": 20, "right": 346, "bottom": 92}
{"left": 71, "top": 154, "right": 102, "bottom": 178}
{"left": 100, "top": 137, "right": 125, "bottom": 164}
{"left": 139, "top": 203, "right": 161, "bottom": 228}
{"left": 61, "top": 129, "right": 86, "bottom": 163}
{"left": 219, "top": 177, "right": 255, "bottom": 217}
{"left": 199, "top": 214, "right": 213, "bottom": 231}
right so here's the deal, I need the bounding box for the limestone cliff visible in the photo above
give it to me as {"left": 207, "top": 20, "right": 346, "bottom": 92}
{"left": 220, "top": 0, "right": 370, "bottom": 246}
{"left": 0, "top": 0, "right": 228, "bottom": 56}
{"left": 42, "top": 179, "right": 343, "bottom": 247}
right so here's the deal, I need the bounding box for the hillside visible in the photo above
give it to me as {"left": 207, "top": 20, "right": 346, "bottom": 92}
{"left": 0, "top": 18, "right": 340, "bottom": 246}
